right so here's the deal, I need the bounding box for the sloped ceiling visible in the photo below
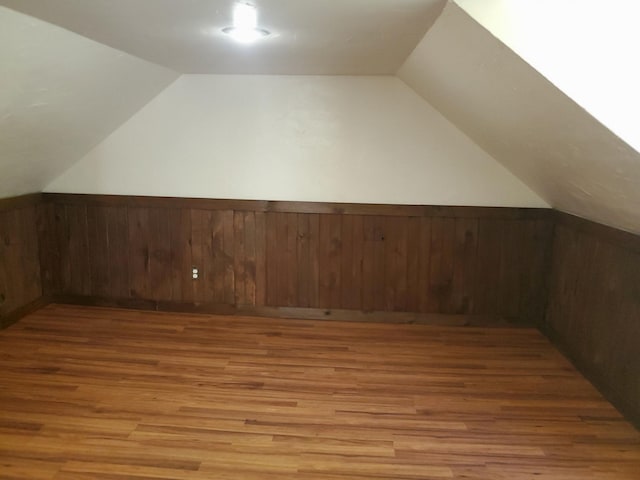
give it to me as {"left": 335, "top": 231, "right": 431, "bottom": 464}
{"left": 0, "top": 0, "right": 446, "bottom": 74}
{"left": 457, "top": 0, "right": 640, "bottom": 154}
{"left": 399, "top": 1, "right": 640, "bottom": 234}
{"left": 0, "top": 6, "right": 178, "bottom": 198}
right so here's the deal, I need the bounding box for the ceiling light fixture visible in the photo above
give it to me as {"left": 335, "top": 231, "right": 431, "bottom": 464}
{"left": 222, "top": 3, "right": 270, "bottom": 43}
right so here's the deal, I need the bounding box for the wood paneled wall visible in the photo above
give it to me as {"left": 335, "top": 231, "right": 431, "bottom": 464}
{"left": 4, "top": 193, "right": 639, "bottom": 425}
{"left": 39, "top": 194, "right": 554, "bottom": 322}
{"left": 545, "top": 212, "right": 640, "bottom": 426}
{"left": 0, "top": 195, "right": 43, "bottom": 327}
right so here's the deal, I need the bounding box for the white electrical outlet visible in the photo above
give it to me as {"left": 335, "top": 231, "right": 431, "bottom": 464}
{"left": 192, "top": 267, "right": 199, "bottom": 279}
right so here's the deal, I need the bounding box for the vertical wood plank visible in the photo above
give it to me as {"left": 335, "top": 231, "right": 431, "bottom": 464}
{"left": 222, "top": 210, "right": 235, "bottom": 304}
{"left": 1, "top": 211, "right": 19, "bottom": 310}
{"left": 234, "top": 211, "right": 246, "bottom": 305}
{"left": 209, "top": 210, "right": 224, "bottom": 303}
{"left": 362, "top": 216, "right": 375, "bottom": 312}
{"left": 474, "top": 219, "right": 503, "bottom": 315}
{"left": 0, "top": 212, "right": 8, "bottom": 314}
{"left": 53, "top": 204, "right": 71, "bottom": 294}
{"left": 318, "top": 214, "right": 331, "bottom": 308}
{"left": 383, "top": 217, "right": 397, "bottom": 311}
{"left": 105, "top": 206, "right": 129, "bottom": 299}
{"left": 0, "top": 208, "right": 41, "bottom": 314}
{"left": 372, "top": 216, "right": 386, "bottom": 312}
{"left": 297, "top": 214, "right": 311, "bottom": 308}
{"left": 500, "top": 219, "right": 523, "bottom": 318}
{"left": 86, "top": 205, "right": 109, "bottom": 297}
{"left": 340, "top": 215, "right": 354, "bottom": 309}
{"left": 243, "top": 211, "right": 257, "bottom": 306}
{"left": 148, "top": 208, "right": 172, "bottom": 302}
{"left": 275, "top": 212, "right": 288, "bottom": 307}
{"left": 405, "top": 216, "right": 420, "bottom": 312}
{"left": 428, "top": 217, "right": 455, "bottom": 313}
{"left": 350, "top": 215, "right": 364, "bottom": 311}
{"left": 190, "top": 209, "right": 205, "bottom": 303}
{"left": 285, "top": 212, "right": 298, "bottom": 307}
{"left": 128, "top": 207, "right": 150, "bottom": 299}
{"left": 265, "top": 212, "right": 278, "bottom": 306}
{"left": 36, "top": 202, "right": 57, "bottom": 295}
{"left": 517, "top": 219, "right": 551, "bottom": 323}
{"left": 167, "top": 208, "right": 192, "bottom": 303}
{"left": 308, "top": 214, "right": 320, "bottom": 308}
{"left": 417, "top": 217, "right": 432, "bottom": 313}
{"left": 452, "top": 218, "right": 478, "bottom": 314}
{"left": 254, "top": 211, "right": 266, "bottom": 306}
{"left": 20, "top": 206, "right": 42, "bottom": 304}
{"left": 67, "top": 204, "right": 90, "bottom": 296}
{"left": 341, "top": 215, "right": 363, "bottom": 310}
{"left": 384, "top": 216, "right": 408, "bottom": 312}
{"left": 319, "top": 214, "right": 341, "bottom": 309}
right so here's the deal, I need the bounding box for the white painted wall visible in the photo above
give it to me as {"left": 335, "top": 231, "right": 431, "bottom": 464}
{"left": 399, "top": 2, "right": 640, "bottom": 233}
{"left": 456, "top": 0, "right": 640, "bottom": 153}
{"left": 46, "top": 75, "right": 546, "bottom": 207}
{"left": 0, "top": 6, "right": 179, "bottom": 198}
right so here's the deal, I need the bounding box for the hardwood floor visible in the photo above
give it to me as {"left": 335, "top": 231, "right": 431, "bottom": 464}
{"left": 0, "top": 304, "right": 638, "bottom": 479}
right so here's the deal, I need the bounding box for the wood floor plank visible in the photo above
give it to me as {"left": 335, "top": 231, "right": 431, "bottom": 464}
{"left": 0, "top": 304, "right": 638, "bottom": 480}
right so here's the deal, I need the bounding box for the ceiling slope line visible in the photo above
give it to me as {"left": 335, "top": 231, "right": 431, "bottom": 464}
{"left": 0, "top": 6, "right": 180, "bottom": 198}
{"left": 397, "top": 1, "right": 640, "bottom": 235}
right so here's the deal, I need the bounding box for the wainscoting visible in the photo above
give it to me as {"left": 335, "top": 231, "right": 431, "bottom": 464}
{"left": 38, "top": 194, "right": 554, "bottom": 323}
{"left": 0, "top": 194, "right": 44, "bottom": 327}
{"left": 545, "top": 212, "right": 640, "bottom": 427}
{"left": 2, "top": 192, "right": 639, "bottom": 426}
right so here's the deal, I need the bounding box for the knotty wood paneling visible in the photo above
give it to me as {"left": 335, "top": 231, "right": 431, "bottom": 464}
{"left": 39, "top": 193, "right": 553, "bottom": 322}
{"left": 546, "top": 212, "right": 640, "bottom": 426}
{"left": 0, "top": 197, "right": 43, "bottom": 326}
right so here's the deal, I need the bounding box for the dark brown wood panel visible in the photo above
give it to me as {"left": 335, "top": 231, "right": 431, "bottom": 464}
{"left": 340, "top": 215, "right": 364, "bottom": 310}
{"left": 105, "top": 206, "right": 130, "bottom": 299}
{"left": 452, "top": 218, "right": 478, "bottom": 314}
{"left": 428, "top": 217, "right": 456, "bottom": 313}
{"left": 474, "top": 219, "right": 503, "bottom": 315}
{"left": 38, "top": 194, "right": 554, "bottom": 323}
{"left": 254, "top": 211, "right": 267, "bottom": 306}
{"left": 243, "top": 211, "right": 257, "bottom": 306}
{"left": 127, "top": 207, "right": 151, "bottom": 300}
{"left": 167, "top": 208, "right": 192, "bottom": 302}
{"left": 296, "top": 213, "right": 311, "bottom": 308}
{"left": 265, "top": 212, "right": 278, "bottom": 306}
{"left": 546, "top": 213, "right": 640, "bottom": 427}
{"left": 0, "top": 204, "right": 42, "bottom": 325}
{"left": 36, "top": 202, "right": 57, "bottom": 295}
{"left": 86, "top": 205, "right": 110, "bottom": 297}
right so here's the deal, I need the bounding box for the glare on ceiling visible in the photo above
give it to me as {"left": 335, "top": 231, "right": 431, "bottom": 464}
{"left": 222, "top": 3, "right": 270, "bottom": 44}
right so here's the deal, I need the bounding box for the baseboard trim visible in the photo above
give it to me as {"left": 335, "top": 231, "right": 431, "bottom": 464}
{"left": 237, "top": 306, "right": 523, "bottom": 327}
{"left": 0, "top": 295, "right": 52, "bottom": 329}
{"left": 541, "top": 324, "right": 640, "bottom": 430}
{"left": 52, "top": 294, "right": 524, "bottom": 327}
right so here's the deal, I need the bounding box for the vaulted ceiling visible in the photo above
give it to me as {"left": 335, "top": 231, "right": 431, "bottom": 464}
{"left": 1, "top": 0, "right": 639, "bottom": 233}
